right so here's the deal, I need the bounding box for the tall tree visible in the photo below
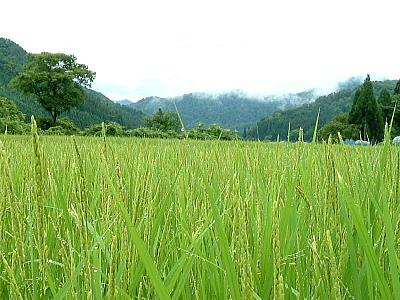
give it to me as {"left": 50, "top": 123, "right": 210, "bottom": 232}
{"left": 349, "top": 74, "right": 384, "bottom": 142}
{"left": 9, "top": 52, "right": 96, "bottom": 125}
{"left": 144, "top": 108, "right": 180, "bottom": 132}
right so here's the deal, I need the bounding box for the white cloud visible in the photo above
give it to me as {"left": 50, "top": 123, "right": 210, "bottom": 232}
{"left": 2, "top": 0, "right": 400, "bottom": 101}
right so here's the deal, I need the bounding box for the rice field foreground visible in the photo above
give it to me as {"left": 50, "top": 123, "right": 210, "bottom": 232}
{"left": 0, "top": 133, "right": 399, "bottom": 300}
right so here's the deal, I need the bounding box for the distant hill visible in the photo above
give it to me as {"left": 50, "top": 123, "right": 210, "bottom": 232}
{"left": 0, "top": 37, "right": 145, "bottom": 129}
{"left": 245, "top": 79, "right": 398, "bottom": 141}
{"left": 113, "top": 99, "right": 134, "bottom": 106}
{"left": 130, "top": 89, "right": 321, "bottom": 133}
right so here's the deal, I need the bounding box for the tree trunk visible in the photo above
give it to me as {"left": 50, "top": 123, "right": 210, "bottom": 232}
{"left": 51, "top": 109, "right": 57, "bottom": 126}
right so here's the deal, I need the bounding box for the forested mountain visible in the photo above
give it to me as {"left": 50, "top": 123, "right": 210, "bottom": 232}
{"left": 0, "top": 38, "right": 145, "bottom": 129}
{"left": 0, "top": 38, "right": 28, "bottom": 85}
{"left": 245, "top": 79, "right": 398, "bottom": 141}
{"left": 3, "top": 37, "right": 396, "bottom": 138}
{"left": 130, "top": 89, "right": 319, "bottom": 133}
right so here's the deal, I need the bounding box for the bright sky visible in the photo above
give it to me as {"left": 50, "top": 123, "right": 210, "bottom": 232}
{"left": 2, "top": 0, "right": 400, "bottom": 101}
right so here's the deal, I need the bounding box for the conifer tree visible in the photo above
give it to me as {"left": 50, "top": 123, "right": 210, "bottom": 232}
{"left": 348, "top": 74, "right": 384, "bottom": 142}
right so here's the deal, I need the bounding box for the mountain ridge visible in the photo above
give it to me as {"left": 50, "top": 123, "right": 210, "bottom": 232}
{"left": 128, "top": 79, "right": 364, "bottom": 133}
{"left": 245, "top": 79, "right": 398, "bottom": 141}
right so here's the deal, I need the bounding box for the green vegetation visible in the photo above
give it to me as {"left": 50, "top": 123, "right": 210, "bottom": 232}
{"left": 9, "top": 52, "right": 96, "bottom": 125}
{"left": 144, "top": 108, "right": 180, "bottom": 132}
{"left": 318, "top": 113, "right": 360, "bottom": 142}
{"left": 0, "top": 129, "right": 399, "bottom": 299}
{"left": 247, "top": 78, "right": 399, "bottom": 142}
{"left": 246, "top": 88, "right": 357, "bottom": 141}
{"left": 348, "top": 75, "right": 384, "bottom": 142}
{"left": 319, "top": 77, "right": 400, "bottom": 143}
{"left": 130, "top": 90, "right": 316, "bottom": 134}
{"left": 0, "top": 97, "right": 240, "bottom": 139}
{"left": 0, "top": 96, "right": 29, "bottom": 134}
{"left": 0, "top": 38, "right": 146, "bottom": 130}
{"left": 0, "top": 38, "right": 28, "bottom": 85}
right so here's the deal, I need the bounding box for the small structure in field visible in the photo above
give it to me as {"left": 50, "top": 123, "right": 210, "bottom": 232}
{"left": 392, "top": 136, "right": 400, "bottom": 145}
{"left": 355, "top": 140, "right": 370, "bottom": 146}
{"left": 344, "top": 140, "right": 370, "bottom": 146}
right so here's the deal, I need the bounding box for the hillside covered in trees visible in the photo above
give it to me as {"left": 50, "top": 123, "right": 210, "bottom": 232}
{"left": 130, "top": 90, "right": 320, "bottom": 133}
{"left": 245, "top": 79, "right": 398, "bottom": 141}
{"left": 3, "top": 37, "right": 399, "bottom": 141}
{"left": 0, "top": 38, "right": 145, "bottom": 129}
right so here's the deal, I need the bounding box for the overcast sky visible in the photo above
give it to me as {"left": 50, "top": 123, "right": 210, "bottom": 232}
{"left": 2, "top": 0, "right": 400, "bottom": 101}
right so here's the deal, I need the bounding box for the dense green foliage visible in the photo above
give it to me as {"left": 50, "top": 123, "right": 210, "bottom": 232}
{"left": 144, "top": 108, "right": 180, "bottom": 132}
{"left": 394, "top": 80, "right": 400, "bottom": 95}
{"left": 185, "top": 123, "right": 240, "bottom": 140}
{"left": 247, "top": 79, "right": 398, "bottom": 142}
{"left": 9, "top": 52, "right": 96, "bottom": 125}
{"left": 1, "top": 134, "right": 399, "bottom": 299}
{"left": 319, "top": 79, "right": 400, "bottom": 142}
{"left": 0, "top": 96, "right": 28, "bottom": 134}
{"left": 0, "top": 38, "right": 146, "bottom": 130}
{"left": 9, "top": 105, "right": 239, "bottom": 140}
{"left": 348, "top": 75, "right": 384, "bottom": 142}
{"left": 130, "top": 90, "right": 317, "bottom": 133}
{"left": 318, "top": 113, "right": 360, "bottom": 142}
{"left": 246, "top": 89, "right": 355, "bottom": 141}
{"left": 70, "top": 89, "right": 146, "bottom": 130}
{"left": 0, "top": 38, "right": 28, "bottom": 85}
{"left": 377, "top": 82, "right": 400, "bottom": 136}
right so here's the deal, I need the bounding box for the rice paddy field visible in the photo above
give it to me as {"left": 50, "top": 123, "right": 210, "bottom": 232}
{"left": 0, "top": 124, "right": 399, "bottom": 299}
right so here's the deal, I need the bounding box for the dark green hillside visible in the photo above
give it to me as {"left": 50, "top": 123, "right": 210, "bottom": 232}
{"left": 0, "top": 37, "right": 145, "bottom": 129}
{"left": 0, "top": 38, "right": 28, "bottom": 85}
{"left": 68, "top": 89, "right": 146, "bottom": 129}
{"left": 131, "top": 90, "right": 317, "bottom": 133}
{"left": 246, "top": 80, "right": 398, "bottom": 141}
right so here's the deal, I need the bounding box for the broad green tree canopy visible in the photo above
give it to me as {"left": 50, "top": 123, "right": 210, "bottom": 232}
{"left": 144, "top": 108, "right": 180, "bottom": 132}
{"left": 9, "top": 52, "right": 96, "bottom": 124}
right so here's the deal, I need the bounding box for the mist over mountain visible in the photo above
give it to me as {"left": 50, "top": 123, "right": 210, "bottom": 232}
{"left": 129, "top": 75, "right": 365, "bottom": 133}
{"left": 113, "top": 99, "right": 134, "bottom": 106}
{"left": 245, "top": 78, "right": 397, "bottom": 141}
{"left": 1, "top": 37, "right": 386, "bottom": 137}
{"left": 130, "top": 89, "right": 321, "bottom": 133}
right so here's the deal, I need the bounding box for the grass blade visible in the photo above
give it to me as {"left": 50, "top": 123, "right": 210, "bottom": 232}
{"left": 204, "top": 178, "right": 242, "bottom": 300}
{"left": 337, "top": 171, "right": 392, "bottom": 299}
{"left": 99, "top": 147, "right": 172, "bottom": 300}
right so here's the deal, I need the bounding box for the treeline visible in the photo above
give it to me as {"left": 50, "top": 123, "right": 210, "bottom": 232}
{"left": 245, "top": 89, "right": 355, "bottom": 141}
{"left": 130, "top": 90, "right": 316, "bottom": 133}
{"left": 0, "top": 99, "right": 240, "bottom": 140}
{"left": 319, "top": 76, "right": 400, "bottom": 143}
{"left": 245, "top": 79, "right": 399, "bottom": 142}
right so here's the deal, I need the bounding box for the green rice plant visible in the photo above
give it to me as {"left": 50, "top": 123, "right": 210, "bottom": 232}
{"left": 0, "top": 132, "right": 399, "bottom": 299}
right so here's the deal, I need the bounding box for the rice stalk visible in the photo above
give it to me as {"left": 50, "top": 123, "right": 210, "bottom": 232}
{"left": 31, "top": 116, "right": 48, "bottom": 296}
